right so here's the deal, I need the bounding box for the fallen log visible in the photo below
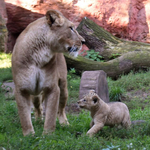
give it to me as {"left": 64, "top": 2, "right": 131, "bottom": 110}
{"left": 64, "top": 17, "right": 150, "bottom": 79}
{"left": 76, "top": 17, "right": 150, "bottom": 60}
{"left": 64, "top": 50, "right": 150, "bottom": 79}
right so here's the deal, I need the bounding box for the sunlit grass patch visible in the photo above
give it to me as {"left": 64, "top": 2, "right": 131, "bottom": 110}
{"left": 0, "top": 52, "right": 12, "bottom": 68}
{"left": 0, "top": 53, "right": 12, "bottom": 82}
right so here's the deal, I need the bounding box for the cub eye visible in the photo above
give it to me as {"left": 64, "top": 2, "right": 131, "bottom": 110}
{"left": 83, "top": 99, "right": 86, "bottom": 102}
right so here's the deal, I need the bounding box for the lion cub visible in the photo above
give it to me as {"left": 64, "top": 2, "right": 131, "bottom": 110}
{"left": 78, "top": 90, "right": 131, "bottom": 136}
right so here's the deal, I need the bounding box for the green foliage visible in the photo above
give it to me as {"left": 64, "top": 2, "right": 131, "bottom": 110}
{"left": 67, "top": 68, "right": 80, "bottom": 104}
{"left": 84, "top": 50, "right": 104, "bottom": 62}
{"left": 109, "top": 53, "right": 121, "bottom": 59}
{"left": 107, "top": 77, "right": 125, "bottom": 101}
{"left": 1, "top": 103, "right": 150, "bottom": 150}
{"left": 108, "top": 70, "right": 150, "bottom": 91}
{"left": 109, "top": 86, "right": 125, "bottom": 101}
{"left": 67, "top": 68, "right": 76, "bottom": 80}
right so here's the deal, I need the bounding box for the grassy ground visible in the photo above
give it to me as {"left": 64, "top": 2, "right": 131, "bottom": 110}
{"left": 0, "top": 52, "right": 150, "bottom": 150}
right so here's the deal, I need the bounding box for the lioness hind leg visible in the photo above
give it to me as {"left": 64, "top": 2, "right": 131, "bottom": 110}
{"left": 58, "top": 80, "right": 69, "bottom": 125}
{"left": 32, "top": 95, "right": 43, "bottom": 120}
{"left": 15, "top": 89, "right": 34, "bottom": 136}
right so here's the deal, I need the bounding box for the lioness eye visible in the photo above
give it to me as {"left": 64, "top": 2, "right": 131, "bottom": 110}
{"left": 69, "top": 27, "right": 73, "bottom": 31}
{"left": 83, "top": 99, "right": 86, "bottom": 102}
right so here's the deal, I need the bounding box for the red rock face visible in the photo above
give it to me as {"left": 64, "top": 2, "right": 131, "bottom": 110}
{"left": 128, "top": 0, "right": 149, "bottom": 42}
{"left": 4, "top": 0, "right": 150, "bottom": 52}
{"left": 6, "top": 3, "right": 43, "bottom": 52}
{"left": 0, "top": 0, "right": 7, "bottom": 52}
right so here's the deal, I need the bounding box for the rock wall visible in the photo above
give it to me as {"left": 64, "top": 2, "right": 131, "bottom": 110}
{"left": 0, "top": 0, "right": 7, "bottom": 52}
{"left": 4, "top": 0, "right": 150, "bottom": 52}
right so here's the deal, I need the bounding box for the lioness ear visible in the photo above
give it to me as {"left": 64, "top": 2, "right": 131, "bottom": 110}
{"left": 92, "top": 96, "right": 98, "bottom": 104}
{"left": 46, "top": 10, "right": 64, "bottom": 27}
{"left": 89, "top": 90, "right": 96, "bottom": 94}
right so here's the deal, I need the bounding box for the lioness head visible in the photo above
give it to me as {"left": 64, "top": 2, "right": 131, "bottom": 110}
{"left": 77, "top": 90, "right": 100, "bottom": 110}
{"left": 46, "top": 10, "right": 85, "bottom": 57}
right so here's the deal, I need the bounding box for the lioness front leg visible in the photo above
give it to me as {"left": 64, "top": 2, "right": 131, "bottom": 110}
{"left": 58, "top": 79, "right": 69, "bottom": 125}
{"left": 43, "top": 86, "right": 60, "bottom": 134}
{"left": 87, "top": 123, "right": 104, "bottom": 137}
{"left": 15, "top": 89, "right": 34, "bottom": 136}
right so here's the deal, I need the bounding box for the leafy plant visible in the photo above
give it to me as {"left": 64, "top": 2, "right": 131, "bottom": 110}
{"left": 109, "top": 86, "right": 125, "bottom": 101}
{"left": 109, "top": 53, "right": 120, "bottom": 59}
{"left": 67, "top": 68, "right": 76, "bottom": 80}
{"left": 67, "top": 68, "right": 80, "bottom": 104}
{"left": 84, "top": 49, "right": 104, "bottom": 62}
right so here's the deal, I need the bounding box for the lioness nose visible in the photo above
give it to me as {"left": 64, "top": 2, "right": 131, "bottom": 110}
{"left": 81, "top": 38, "right": 85, "bottom": 44}
{"left": 81, "top": 40, "right": 85, "bottom": 45}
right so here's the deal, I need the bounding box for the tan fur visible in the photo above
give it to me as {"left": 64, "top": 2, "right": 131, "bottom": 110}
{"left": 11, "top": 9, "right": 84, "bottom": 136}
{"left": 78, "top": 90, "right": 131, "bottom": 136}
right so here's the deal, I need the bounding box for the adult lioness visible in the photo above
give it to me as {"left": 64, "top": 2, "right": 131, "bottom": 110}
{"left": 12, "top": 9, "right": 84, "bottom": 136}
{"left": 78, "top": 90, "right": 131, "bottom": 136}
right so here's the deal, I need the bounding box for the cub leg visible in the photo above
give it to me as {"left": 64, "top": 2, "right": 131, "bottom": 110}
{"left": 43, "top": 86, "right": 60, "bottom": 134}
{"left": 87, "top": 123, "right": 104, "bottom": 137}
{"left": 58, "top": 79, "right": 69, "bottom": 125}
{"left": 15, "top": 89, "right": 34, "bottom": 136}
{"left": 32, "top": 95, "right": 43, "bottom": 120}
{"left": 90, "top": 120, "right": 94, "bottom": 128}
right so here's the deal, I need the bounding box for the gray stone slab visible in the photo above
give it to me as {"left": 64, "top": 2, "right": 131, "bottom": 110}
{"left": 79, "top": 70, "right": 109, "bottom": 103}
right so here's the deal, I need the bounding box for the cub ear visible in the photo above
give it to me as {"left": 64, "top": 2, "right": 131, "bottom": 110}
{"left": 92, "top": 96, "right": 98, "bottom": 104}
{"left": 89, "top": 90, "right": 96, "bottom": 94}
{"left": 46, "top": 10, "right": 64, "bottom": 27}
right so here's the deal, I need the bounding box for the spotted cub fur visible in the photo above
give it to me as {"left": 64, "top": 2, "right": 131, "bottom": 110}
{"left": 77, "top": 90, "right": 131, "bottom": 136}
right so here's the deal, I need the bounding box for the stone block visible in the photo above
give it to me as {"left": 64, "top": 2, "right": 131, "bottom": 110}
{"left": 79, "top": 70, "right": 109, "bottom": 103}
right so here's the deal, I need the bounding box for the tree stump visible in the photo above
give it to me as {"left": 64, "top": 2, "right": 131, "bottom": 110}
{"left": 79, "top": 70, "right": 109, "bottom": 103}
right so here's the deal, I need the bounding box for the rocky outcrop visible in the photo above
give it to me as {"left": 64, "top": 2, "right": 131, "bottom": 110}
{"left": 0, "top": 0, "right": 7, "bottom": 52}
{"left": 79, "top": 70, "right": 109, "bottom": 103}
{"left": 4, "top": 0, "right": 150, "bottom": 52}
{"left": 6, "top": 3, "right": 43, "bottom": 53}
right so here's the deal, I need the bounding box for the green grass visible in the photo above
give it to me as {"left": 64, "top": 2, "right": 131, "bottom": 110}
{"left": 0, "top": 52, "right": 12, "bottom": 82}
{"left": 1, "top": 52, "right": 150, "bottom": 149}
{"left": 67, "top": 71, "right": 80, "bottom": 104}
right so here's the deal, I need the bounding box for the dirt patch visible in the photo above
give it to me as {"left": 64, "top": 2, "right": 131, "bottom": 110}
{"left": 1, "top": 81, "right": 15, "bottom": 100}
{"left": 66, "top": 103, "right": 81, "bottom": 114}
{"left": 125, "top": 89, "right": 150, "bottom": 101}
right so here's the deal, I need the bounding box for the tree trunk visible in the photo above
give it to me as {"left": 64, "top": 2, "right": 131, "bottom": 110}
{"left": 64, "top": 17, "right": 150, "bottom": 79}
{"left": 76, "top": 17, "right": 150, "bottom": 60}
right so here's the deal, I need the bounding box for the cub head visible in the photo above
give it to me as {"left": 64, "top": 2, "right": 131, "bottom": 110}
{"left": 46, "top": 10, "right": 85, "bottom": 57}
{"left": 77, "top": 90, "right": 100, "bottom": 111}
